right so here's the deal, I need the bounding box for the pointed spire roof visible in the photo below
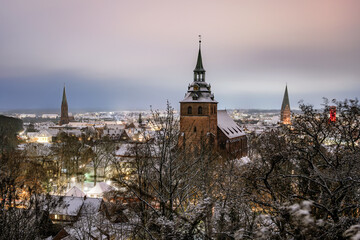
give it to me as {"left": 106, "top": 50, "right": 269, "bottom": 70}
{"left": 281, "top": 85, "right": 290, "bottom": 111}
{"left": 194, "top": 37, "right": 205, "bottom": 72}
{"left": 181, "top": 36, "right": 216, "bottom": 103}
{"left": 62, "top": 85, "right": 68, "bottom": 105}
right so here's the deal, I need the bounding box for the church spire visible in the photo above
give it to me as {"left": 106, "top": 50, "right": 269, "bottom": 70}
{"left": 194, "top": 35, "right": 205, "bottom": 82}
{"left": 281, "top": 84, "right": 290, "bottom": 111}
{"left": 62, "top": 85, "right": 68, "bottom": 105}
{"left": 281, "top": 84, "right": 291, "bottom": 125}
{"left": 60, "top": 84, "right": 69, "bottom": 125}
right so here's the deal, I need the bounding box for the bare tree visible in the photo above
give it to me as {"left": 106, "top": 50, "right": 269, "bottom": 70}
{"left": 112, "top": 103, "right": 220, "bottom": 239}
{"left": 242, "top": 98, "right": 360, "bottom": 239}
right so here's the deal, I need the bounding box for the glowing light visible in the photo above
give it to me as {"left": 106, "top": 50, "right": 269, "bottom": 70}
{"left": 329, "top": 106, "right": 336, "bottom": 123}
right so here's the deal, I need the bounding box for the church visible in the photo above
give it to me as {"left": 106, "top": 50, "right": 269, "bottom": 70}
{"left": 179, "top": 40, "right": 247, "bottom": 159}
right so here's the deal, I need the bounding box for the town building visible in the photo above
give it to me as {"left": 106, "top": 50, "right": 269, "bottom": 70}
{"left": 179, "top": 40, "right": 247, "bottom": 158}
{"left": 49, "top": 196, "right": 103, "bottom": 224}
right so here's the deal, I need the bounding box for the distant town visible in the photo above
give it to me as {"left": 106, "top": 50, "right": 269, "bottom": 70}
{"left": 0, "top": 108, "right": 291, "bottom": 146}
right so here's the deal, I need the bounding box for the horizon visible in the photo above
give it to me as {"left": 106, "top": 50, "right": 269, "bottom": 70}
{"left": 0, "top": 106, "right": 308, "bottom": 115}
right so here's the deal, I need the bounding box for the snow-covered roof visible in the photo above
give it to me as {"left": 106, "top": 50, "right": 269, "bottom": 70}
{"left": 105, "top": 124, "right": 125, "bottom": 130}
{"left": 180, "top": 92, "right": 217, "bottom": 103}
{"left": 67, "top": 122, "right": 89, "bottom": 127}
{"left": 50, "top": 196, "right": 84, "bottom": 216}
{"left": 63, "top": 129, "right": 82, "bottom": 136}
{"left": 217, "top": 110, "right": 246, "bottom": 139}
{"left": 115, "top": 144, "right": 132, "bottom": 156}
{"left": 87, "top": 182, "right": 115, "bottom": 196}
{"left": 80, "top": 198, "right": 102, "bottom": 215}
{"left": 66, "top": 186, "right": 86, "bottom": 198}
{"left": 46, "top": 128, "right": 60, "bottom": 136}
{"left": 27, "top": 130, "right": 52, "bottom": 138}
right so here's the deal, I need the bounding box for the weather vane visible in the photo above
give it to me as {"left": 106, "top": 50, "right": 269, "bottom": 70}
{"left": 199, "top": 35, "right": 202, "bottom": 48}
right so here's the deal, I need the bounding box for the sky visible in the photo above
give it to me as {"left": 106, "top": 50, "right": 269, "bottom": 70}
{"left": 0, "top": 0, "right": 359, "bottom": 111}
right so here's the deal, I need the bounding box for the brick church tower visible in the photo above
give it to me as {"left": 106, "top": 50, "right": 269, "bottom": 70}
{"left": 280, "top": 85, "right": 291, "bottom": 125}
{"left": 60, "top": 85, "right": 69, "bottom": 125}
{"left": 179, "top": 39, "right": 218, "bottom": 147}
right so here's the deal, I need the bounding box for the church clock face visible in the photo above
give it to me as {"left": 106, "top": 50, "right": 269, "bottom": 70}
{"left": 193, "top": 85, "right": 199, "bottom": 91}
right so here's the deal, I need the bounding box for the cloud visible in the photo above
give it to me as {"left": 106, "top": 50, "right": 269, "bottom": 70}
{"left": 0, "top": 0, "right": 359, "bottom": 109}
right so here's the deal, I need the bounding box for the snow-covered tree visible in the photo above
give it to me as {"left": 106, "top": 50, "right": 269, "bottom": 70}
{"left": 243, "top": 98, "right": 360, "bottom": 239}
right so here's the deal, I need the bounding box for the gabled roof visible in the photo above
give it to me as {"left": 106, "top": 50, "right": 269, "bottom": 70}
{"left": 50, "top": 196, "right": 84, "bottom": 216}
{"left": 66, "top": 186, "right": 86, "bottom": 198}
{"left": 80, "top": 198, "right": 102, "bottom": 215}
{"left": 125, "top": 122, "right": 137, "bottom": 129}
{"left": 281, "top": 85, "right": 290, "bottom": 111}
{"left": 87, "top": 182, "right": 115, "bottom": 196}
{"left": 217, "top": 110, "right": 246, "bottom": 139}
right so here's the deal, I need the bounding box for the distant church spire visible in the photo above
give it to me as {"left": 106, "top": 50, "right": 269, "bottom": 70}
{"left": 62, "top": 84, "right": 67, "bottom": 105}
{"left": 194, "top": 35, "right": 205, "bottom": 82}
{"left": 60, "top": 85, "right": 69, "bottom": 125}
{"left": 281, "top": 85, "right": 290, "bottom": 111}
{"left": 280, "top": 84, "right": 291, "bottom": 125}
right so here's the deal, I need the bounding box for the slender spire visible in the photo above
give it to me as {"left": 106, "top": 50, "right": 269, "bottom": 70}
{"left": 194, "top": 35, "right": 205, "bottom": 72}
{"left": 281, "top": 85, "right": 290, "bottom": 111}
{"left": 62, "top": 85, "right": 67, "bottom": 105}
{"left": 60, "top": 84, "right": 69, "bottom": 125}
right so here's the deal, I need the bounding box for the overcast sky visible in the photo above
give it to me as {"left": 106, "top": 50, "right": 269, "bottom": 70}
{"left": 0, "top": 0, "right": 359, "bottom": 111}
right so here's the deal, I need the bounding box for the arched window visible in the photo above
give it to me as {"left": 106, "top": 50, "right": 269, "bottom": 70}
{"left": 194, "top": 126, "right": 197, "bottom": 132}
{"left": 187, "top": 106, "right": 192, "bottom": 114}
{"left": 198, "top": 106, "right": 203, "bottom": 114}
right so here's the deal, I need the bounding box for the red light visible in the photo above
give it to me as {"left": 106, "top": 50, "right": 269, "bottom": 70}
{"left": 329, "top": 106, "right": 336, "bottom": 122}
